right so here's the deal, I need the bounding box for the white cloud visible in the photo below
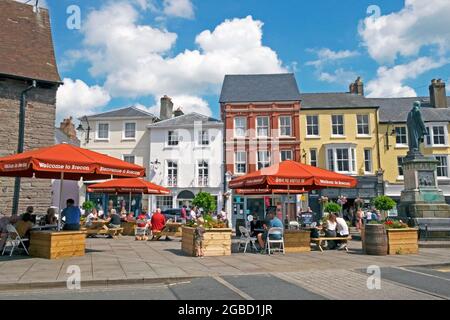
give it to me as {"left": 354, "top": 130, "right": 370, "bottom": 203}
{"left": 73, "top": 3, "right": 286, "bottom": 116}
{"left": 306, "top": 48, "right": 359, "bottom": 67}
{"left": 319, "top": 68, "right": 358, "bottom": 84}
{"left": 359, "top": 0, "right": 450, "bottom": 64}
{"left": 366, "top": 57, "right": 447, "bottom": 97}
{"left": 163, "top": 0, "right": 194, "bottom": 19}
{"left": 56, "top": 78, "right": 111, "bottom": 121}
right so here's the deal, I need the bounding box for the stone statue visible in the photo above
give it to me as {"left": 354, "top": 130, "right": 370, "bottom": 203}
{"left": 406, "top": 101, "right": 427, "bottom": 155}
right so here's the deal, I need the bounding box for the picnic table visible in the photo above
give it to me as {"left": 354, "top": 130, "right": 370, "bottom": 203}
{"left": 32, "top": 224, "right": 58, "bottom": 231}
{"left": 151, "top": 222, "right": 183, "bottom": 240}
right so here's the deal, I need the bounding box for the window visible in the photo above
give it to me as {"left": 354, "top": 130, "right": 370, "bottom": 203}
{"left": 327, "top": 149, "right": 334, "bottom": 171}
{"left": 156, "top": 196, "right": 173, "bottom": 211}
{"left": 97, "top": 123, "right": 109, "bottom": 140}
{"left": 198, "top": 130, "right": 209, "bottom": 146}
{"left": 280, "top": 150, "right": 293, "bottom": 161}
{"left": 123, "top": 155, "right": 135, "bottom": 164}
{"left": 364, "top": 149, "right": 372, "bottom": 173}
{"left": 326, "top": 146, "right": 356, "bottom": 173}
{"left": 198, "top": 161, "right": 209, "bottom": 186}
{"left": 397, "top": 157, "right": 405, "bottom": 177}
{"left": 256, "top": 117, "right": 270, "bottom": 137}
{"left": 257, "top": 151, "right": 271, "bottom": 170}
{"left": 435, "top": 156, "right": 449, "bottom": 177}
{"left": 357, "top": 115, "right": 370, "bottom": 135}
{"left": 167, "top": 161, "right": 178, "bottom": 186}
{"left": 235, "top": 151, "right": 247, "bottom": 174}
{"left": 310, "top": 149, "right": 317, "bottom": 167}
{"left": 395, "top": 127, "right": 408, "bottom": 145}
{"left": 167, "top": 130, "right": 179, "bottom": 146}
{"left": 234, "top": 117, "right": 247, "bottom": 138}
{"left": 331, "top": 115, "right": 344, "bottom": 136}
{"left": 124, "top": 122, "right": 136, "bottom": 139}
{"left": 279, "top": 116, "right": 292, "bottom": 136}
{"left": 306, "top": 115, "right": 319, "bottom": 136}
{"left": 425, "top": 125, "right": 448, "bottom": 146}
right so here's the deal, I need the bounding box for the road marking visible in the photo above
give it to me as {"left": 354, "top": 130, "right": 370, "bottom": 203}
{"left": 394, "top": 267, "right": 450, "bottom": 282}
{"left": 212, "top": 276, "right": 254, "bottom": 300}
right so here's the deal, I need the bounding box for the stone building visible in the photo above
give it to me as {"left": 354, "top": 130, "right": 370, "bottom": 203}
{"left": 0, "top": 0, "right": 61, "bottom": 214}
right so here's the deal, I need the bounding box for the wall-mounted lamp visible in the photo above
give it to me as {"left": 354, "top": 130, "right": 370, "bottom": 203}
{"left": 385, "top": 121, "right": 396, "bottom": 150}
{"left": 76, "top": 115, "right": 91, "bottom": 144}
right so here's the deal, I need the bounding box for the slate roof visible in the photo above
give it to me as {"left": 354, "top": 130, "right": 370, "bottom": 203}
{"left": 0, "top": 0, "right": 61, "bottom": 83}
{"left": 373, "top": 97, "right": 450, "bottom": 123}
{"left": 148, "top": 113, "right": 222, "bottom": 128}
{"left": 300, "top": 93, "right": 378, "bottom": 109}
{"left": 85, "top": 106, "right": 158, "bottom": 119}
{"left": 219, "top": 74, "right": 301, "bottom": 103}
{"left": 299, "top": 92, "right": 450, "bottom": 123}
{"left": 55, "top": 128, "right": 80, "bottom": 146}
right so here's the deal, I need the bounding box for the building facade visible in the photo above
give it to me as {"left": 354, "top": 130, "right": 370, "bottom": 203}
{"left": 147, "top": 110, "right": 224, "bottom": 213}
{"left": 0, "top": 0, "right": 61, "bottom": 215}
{"left": 78, "top": 106, "right": 159, "bottom": 212}
{"left": 220, "top": 74, "right": 302, "bottom": 228}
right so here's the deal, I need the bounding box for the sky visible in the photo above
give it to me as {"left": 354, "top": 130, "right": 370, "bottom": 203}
{"left": 18, "top": 0, "right": 450, "bottom": 122}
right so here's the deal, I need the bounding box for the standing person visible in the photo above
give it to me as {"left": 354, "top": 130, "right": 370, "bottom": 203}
{"left": 194, "top": 217, "right": 206, "bottom": 258}
{"left": 365, "top": 208, "right": 373, "bottom": 224}
{"left": 181, "top": 205, "right": 187, "bottom": 224}
{"left": 335, "top": 214, "right": 350, "bottom": 250}
{"left": 189, "top": 206, "right": 197, "bottom": 221}
{"left": 356, "top": 208, "right": 363, "bottom": 231}
{"left": 61, "top": 199, "right": 81, "bottom": 231}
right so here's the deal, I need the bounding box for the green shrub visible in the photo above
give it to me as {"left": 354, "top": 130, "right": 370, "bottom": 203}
{"left": 372, "top": 196, "right": 396, "bottom": 211}
{"left": 192, "top": 192, "right": 217, "bottom": 214}
{"left": 324, "top": 202, "right": 341, "bottom": 214}
{"left": 82, "top": 201, "right": 95, "bottom": 212}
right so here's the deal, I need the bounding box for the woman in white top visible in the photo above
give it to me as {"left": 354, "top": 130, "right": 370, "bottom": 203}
{"left": 324, "top": 213, "right": 338, "bottom": 249}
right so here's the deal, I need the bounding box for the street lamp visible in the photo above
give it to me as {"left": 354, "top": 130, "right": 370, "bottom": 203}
{"left": 76, "top": 116, "right": 91, "bottom": 144}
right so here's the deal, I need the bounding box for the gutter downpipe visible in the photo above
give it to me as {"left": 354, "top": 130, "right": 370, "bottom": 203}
{"left": 12, "top": 80, "right": 37, "bottom": 215}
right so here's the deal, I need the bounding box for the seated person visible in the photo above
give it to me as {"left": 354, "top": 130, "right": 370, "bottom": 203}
{"left": 323, "top": 213, "right": 338, "bottom": 249}
{"left": 257, "top": 212, "right": 283, "bottom": 253}
{"left": 249, "top": 216, "right": 259, "bottom": 237}
{"left": 126, "top": 212, "right": 136, "bottom": 222}
{"left": 136, "top": 210, "right": 149, "bottom": 227}
{"left": 14, "top": 213, "right": 33, "bottom": 249}
{"left": 120, "top": 207, "right": 127, "bottom": 220}
{"left": 45, "top": 207, "right": 57, "bottom": 225}
{"left": 335, "top": 215, "right": 350, "bottom": 250}
{"left": 151, "top": 208, "right": 170, "bottom": 241}
{"left": 61, "top": 199, "right": 81, "bottom": 231}
{"left": 85, "top": 208, "right": 98, "bottom": 227}
{"left": 106, "top": 209, "right": 122, "bottom": 228}
{"left": 0, "top": 215, "right": 20, "bottom": 251}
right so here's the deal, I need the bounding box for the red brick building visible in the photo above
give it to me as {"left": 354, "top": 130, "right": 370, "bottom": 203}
{"left": 220, "top": 74, "right": 302, "bottom": 226}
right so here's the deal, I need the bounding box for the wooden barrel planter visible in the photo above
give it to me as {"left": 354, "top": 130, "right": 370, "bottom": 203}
{"left": 284, "top": 230, "right": 311, "bottom": 253}
{"left": 364, "top": 224, "right": 388, "bottom": 256}
{"left": 181, "top": 226, "right": 231, "bottom": 257}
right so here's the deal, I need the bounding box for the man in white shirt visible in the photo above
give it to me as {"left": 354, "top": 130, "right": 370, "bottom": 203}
{"left": 335, "top": 216, "right": 350, "bottom": 250}
{"left": 189, "top": 207, "right": 197, "bottom": 221}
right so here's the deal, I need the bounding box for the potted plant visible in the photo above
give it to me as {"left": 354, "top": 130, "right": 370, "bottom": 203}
{"left": 372, "top": 196, "right": 396, "bottom": 220}
{"left": 323, "top": 202, "right": 341, "bottom": 215}
{"left": 182, "top": 193, "right": 231, "bottom": 257}
{"left": 82, "top": 201, "right": 95, "bottom": 214}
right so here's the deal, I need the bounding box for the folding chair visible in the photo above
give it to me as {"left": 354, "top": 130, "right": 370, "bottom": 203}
{"left": 1, "top": 224, "right": 29, "bottom": 256}
{"left": 266, "top": 227, "right": 285, "bottom": 255}
{"left": 135, "top": 220, "right": 149, "bottom": 240}
{"left": 238, "top": 226, "right": 258, "bottom": 253}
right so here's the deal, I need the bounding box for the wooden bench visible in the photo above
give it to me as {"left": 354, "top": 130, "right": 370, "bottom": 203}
{"left": 83, "top": 226, "right": 123, "bottom": 239}
{"left": 151, "top": 223, "right": 183, "bottom": 241}
{"left": 414, "top": 218, "right": 450, "bottom": 240}
{"left": 311, "top": 235, "right": 352, "bottom": 252}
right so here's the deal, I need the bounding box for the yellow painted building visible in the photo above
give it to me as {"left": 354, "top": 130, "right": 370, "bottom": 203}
{"left": 299, "top": 79, "right": 450, "bottom": 208}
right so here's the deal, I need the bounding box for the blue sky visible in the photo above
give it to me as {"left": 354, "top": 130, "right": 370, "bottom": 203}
{"left": 30, "top": 0, "right": 450, "bottom": 121}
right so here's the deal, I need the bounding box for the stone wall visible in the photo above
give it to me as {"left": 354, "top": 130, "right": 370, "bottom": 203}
{"left": 0, "top": 78, "right": 58, "bottom": 215}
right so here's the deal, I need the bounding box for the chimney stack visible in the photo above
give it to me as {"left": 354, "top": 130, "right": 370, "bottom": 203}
{"left": 429, "top": 79, "right": 447, "bottom": 108}
{"left": 349, "top": 77, "right": 364, "bottom": 96}
{"left": 160, "top": 95, "right": 174, "bottom": 120}
{"left": 59, "top": 117, "right": 77, "bottom": 140}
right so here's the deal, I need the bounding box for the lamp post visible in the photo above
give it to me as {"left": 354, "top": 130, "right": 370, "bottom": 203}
{"left": 76, "top": 116, "right": 91, "bottom": 144}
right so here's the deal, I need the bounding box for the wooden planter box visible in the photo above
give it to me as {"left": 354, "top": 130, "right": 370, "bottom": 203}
{"left": 29, "top": 231, "right": 87, "bottom": 260}
{"left": 121, "top": 222, "right": 136, "bottom": 236}
{"left": 181, "top": 226, "right": 231, "bottom": 257}
{"left": 386, "top": 228, "right": 419, "bottom": 255}
{"left": 284, "top": 230, "right": 311, "bottom": 253}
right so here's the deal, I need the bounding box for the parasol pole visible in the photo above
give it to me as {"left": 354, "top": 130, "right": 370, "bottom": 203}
{"left": 58, "top": 171, "right": 64, "bottom": 232}
{"left": 129, "top": 191, "right": 132, "bottom": 213}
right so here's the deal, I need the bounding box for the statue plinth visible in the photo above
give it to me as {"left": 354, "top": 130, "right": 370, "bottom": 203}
{"left": 399, "top": 154, "right": 450, "bottom": 218}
